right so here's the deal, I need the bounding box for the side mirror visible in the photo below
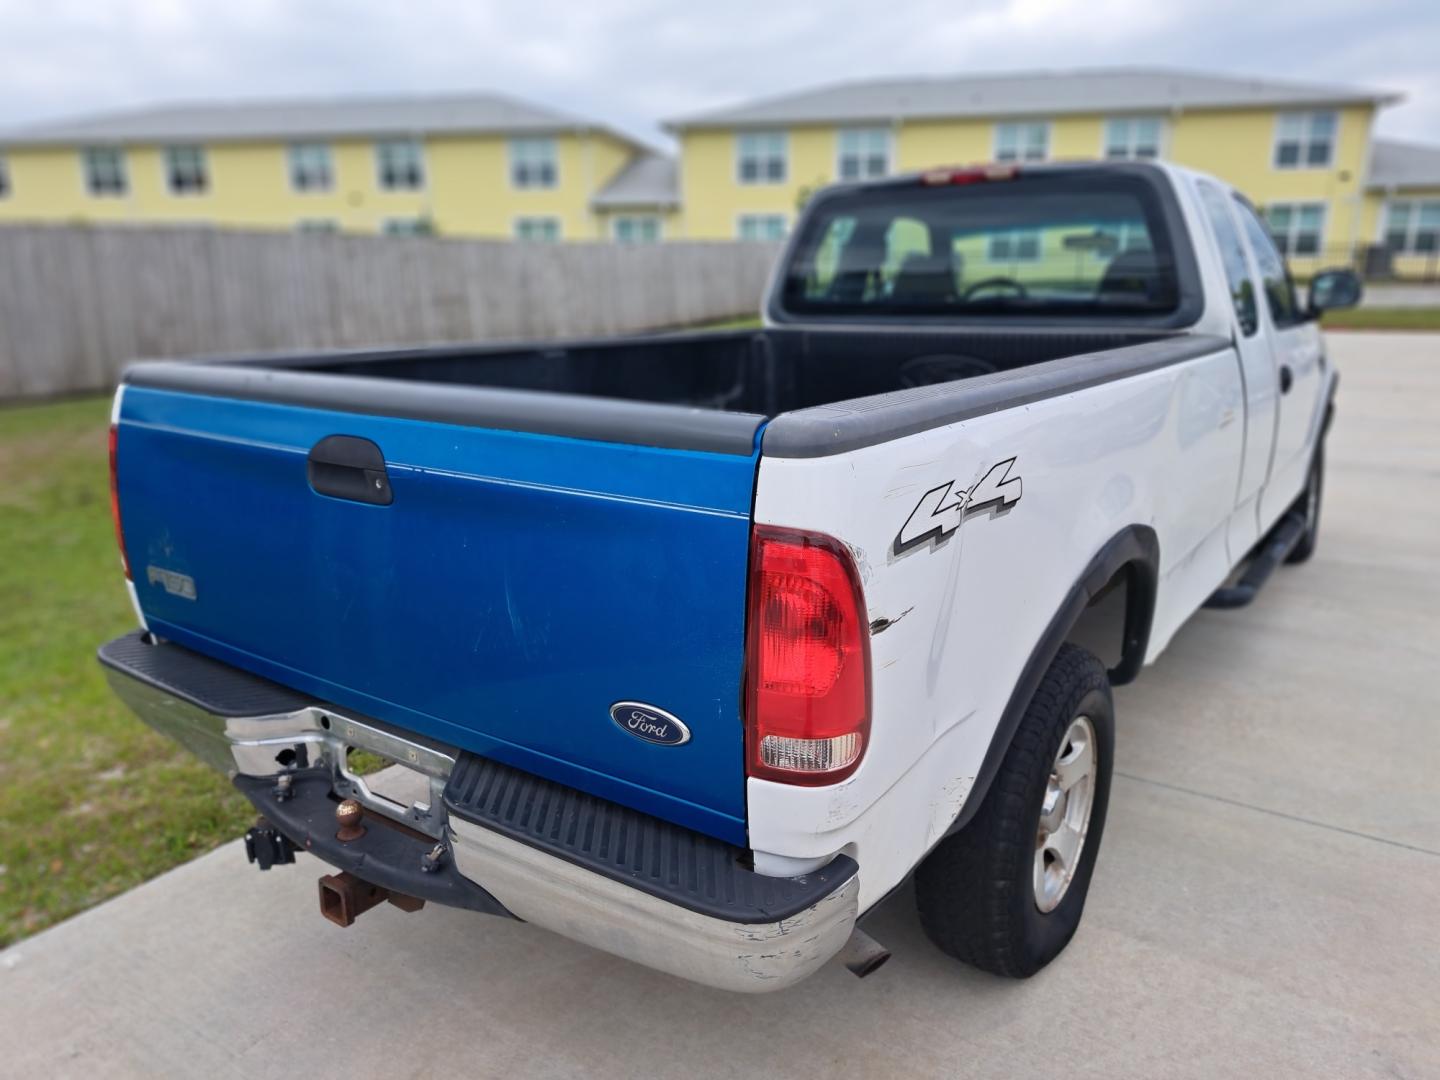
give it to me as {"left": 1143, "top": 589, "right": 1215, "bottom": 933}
{"left": 1307, "top": 268, "right": 1362, "bottom": 318}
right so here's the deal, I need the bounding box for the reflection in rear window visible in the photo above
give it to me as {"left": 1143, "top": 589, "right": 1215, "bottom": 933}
{"left": 780, "top": 173, "right": 1180, "bottom": 319}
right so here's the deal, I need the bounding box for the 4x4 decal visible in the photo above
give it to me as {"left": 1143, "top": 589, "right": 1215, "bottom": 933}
{"left": 894, "top": 457, "right": 1023, "bottom": 555}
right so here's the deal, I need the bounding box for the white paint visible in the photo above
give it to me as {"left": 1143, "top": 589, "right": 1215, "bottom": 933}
{"left": 746, "top": 162, "right": 1333, "bottom": 913}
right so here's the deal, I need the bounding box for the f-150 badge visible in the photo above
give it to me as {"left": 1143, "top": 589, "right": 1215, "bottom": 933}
{"left": 894, "top": 457, "right": 1022, "bottom": 555}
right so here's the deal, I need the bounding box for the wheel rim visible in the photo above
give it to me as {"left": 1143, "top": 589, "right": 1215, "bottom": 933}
{"left": 1033, "top": 715, "right": 1097, "bottom": 914}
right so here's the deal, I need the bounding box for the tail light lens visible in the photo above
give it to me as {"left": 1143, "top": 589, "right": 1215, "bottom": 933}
{"left": 745, "top": 526, "right": 870, "bottom": 785}
{"left": 109, "top": 423, "right": 131, "bottom": 580}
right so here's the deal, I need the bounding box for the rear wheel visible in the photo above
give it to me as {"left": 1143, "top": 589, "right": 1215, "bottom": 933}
{"left": 915, "top": 644, "right": 1114, "bottom": 977}
{"left": 1285, "top": 446, "right": 1324, "bottom": 565}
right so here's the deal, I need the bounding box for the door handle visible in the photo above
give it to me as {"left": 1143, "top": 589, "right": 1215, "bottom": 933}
{"left": 1279, "top": 365, "right": 1294, "bottom": 395}
{"left": 307, "top": 435, "right": 393, "bottom": 505}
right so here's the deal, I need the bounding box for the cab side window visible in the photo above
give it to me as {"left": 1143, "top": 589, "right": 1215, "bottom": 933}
{"left": 1197, "top": 182, "right": 1258, "bottom": 336}
{"left": 1233, "top": 198, "right": 1300, "bottom": 327}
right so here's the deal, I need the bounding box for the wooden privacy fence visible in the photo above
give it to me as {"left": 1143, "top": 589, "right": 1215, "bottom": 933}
{"left": 0, "top": 224, "right": 784, "bottom": 399}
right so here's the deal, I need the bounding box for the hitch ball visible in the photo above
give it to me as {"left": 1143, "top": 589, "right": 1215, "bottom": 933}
{"left": 335, "top": 798, "right": 366, "bottom": 842}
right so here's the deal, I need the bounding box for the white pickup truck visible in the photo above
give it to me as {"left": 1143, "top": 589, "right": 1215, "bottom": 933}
{"left": 100, "top": 160, "right": 1360, "bottom": 991}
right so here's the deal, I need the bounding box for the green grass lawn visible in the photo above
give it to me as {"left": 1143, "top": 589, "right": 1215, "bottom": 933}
{"left": 0, "top": 395, "right": 252, "bottom": 948}
{"left": 1321, "top": 307, "right": 1440, "bottom": 331}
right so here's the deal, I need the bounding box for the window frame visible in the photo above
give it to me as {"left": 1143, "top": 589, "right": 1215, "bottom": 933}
{"left": 611, "top": 214, "right": 662, "bottom": 243}
{"left": 993, "top": 121, "right": 1050, "bottom": 163}
{"left": 1102, "top": 117, "right": 1164, "bottom": 161}
{"left": 513, "top": 215, "right": 562, "bottom": 242}
{"left": 836, "top": 127, "right": 892, "bottom": 182}
{"left": 82, "top": 146, "right": 129, "bottom": 197}
{"left": 509, "top": 137, "right": 559, "bottom": 190}
{"left": 1263, "top": 201, "right": 1327, "bottom": 258}
{"left": 1196, "top": 180, "right": 1259, "bottom": 337}
{"left": 1272, "top": 110, "right": 1337, "bottom": 170}
{"left": 1233, "top": 195, "right": 1302, "bottom": 329}
{"left": 736, "top": 131, "right": 788, "bottom": 186}
{"left": 164, "top": 145, "right": 208, "bottom": 196}
{"left": 288, "top": 142, "right": 333, "bottom": 193}
{"left": 1381, "top": 199, "right": 1440, "bottom": 254}
{"left": 736, "top": 212, "right": 788, "bottom": 242}
{"left": 375, "top": 138, "right": 426, "bottom": 192}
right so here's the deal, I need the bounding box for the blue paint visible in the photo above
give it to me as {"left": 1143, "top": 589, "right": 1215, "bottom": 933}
{"left": 117, "top": 386, "right": 758, "bottom": 844}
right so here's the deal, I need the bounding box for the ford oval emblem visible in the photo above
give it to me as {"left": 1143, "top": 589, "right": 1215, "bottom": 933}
{"left": 610, "top": 701, "right": 691, "bottom": 747}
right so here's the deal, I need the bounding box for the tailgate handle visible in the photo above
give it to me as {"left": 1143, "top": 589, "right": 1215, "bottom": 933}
{"left": 307, "top": 436, "right": 393, "bottom": 505}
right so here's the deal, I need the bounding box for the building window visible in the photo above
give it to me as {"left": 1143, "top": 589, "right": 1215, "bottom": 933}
{"left": 82, "top": 147, "right": 128, "bottom": 196}
{"left": 987, "top": 230, "right": 1042, "bottom": 262}
{"left": 737, "top": 132, "right": 787, "bottom": 184}
{"left": 515, "top": 216, "right": 561, "bottom": 242}
{"left": 1103, "top": 118, "right": 1162, "bottom": 160}
{"left": 1382, "top": 200, "right": 1440, "bottom": 254}
{"left": 1264, "top": 203, "right": 1326, "bottom": 256}
{"left": 510, "top": 138, "right": 558, "bottom": 189}
{"left": 289, "top": 143, "right": 333, "bottom": 192}
{"left": 376, "top": 139, "right": 424, "bottom": 191}
{"left": 165, "top": 145, "right": 207, "bottom": 195}
{"left": 837, "top": 128, "right": 891, "bottom": 181}
{"left": 382, "top": 217, "right": 432, "bottom": 236}
{"left": 296, "top": 219, "right": 339, "bottom": 234}
{"left": 613, "top": 215, "right": 661, "bottom": 243}
{"left": 0, "top": 153, "right": 8, "bottom": 198}
{"left": 1273, "top": 111, "right": 1336, "bottom": 169}
{"left": 737, "top": 213, "right": 787, "bottom": 241}
{"left": 994, "top": 122, "right": 1049, "bottom": 163}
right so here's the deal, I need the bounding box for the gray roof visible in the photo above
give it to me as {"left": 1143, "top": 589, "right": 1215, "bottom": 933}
{"left": 1, "top": 92, "right": 641, "bottom": 147}
{"left": 1368, "top": 138, "right": 1440, "bottom": 190}
{"left": 665, "top": 67, "right": 1401, "bottom": 129}
{"left": 591, "top": 153, "right": 678, "bottom": 208}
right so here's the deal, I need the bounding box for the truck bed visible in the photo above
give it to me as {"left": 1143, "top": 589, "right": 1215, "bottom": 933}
{"left": 127, "top": 326, "right": 1170, "bottom": 454}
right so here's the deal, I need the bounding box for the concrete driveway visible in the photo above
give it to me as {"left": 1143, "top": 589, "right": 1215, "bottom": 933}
{"left": 3, "top": 332, "right": 1438, "bottom": 1079}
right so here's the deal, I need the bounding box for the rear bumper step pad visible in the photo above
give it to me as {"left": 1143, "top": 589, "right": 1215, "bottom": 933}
{"left": 444, "top": 752, "right": 857, "bottom": 924}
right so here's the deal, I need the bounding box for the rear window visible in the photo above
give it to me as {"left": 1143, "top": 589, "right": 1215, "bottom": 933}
{"left": 779, "top": 172, "right": 1182, "bottom": 319}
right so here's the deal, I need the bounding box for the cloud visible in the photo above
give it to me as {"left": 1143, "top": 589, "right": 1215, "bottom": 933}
{"left": 0, "top": 0, "right": 1434, "bottom": 143}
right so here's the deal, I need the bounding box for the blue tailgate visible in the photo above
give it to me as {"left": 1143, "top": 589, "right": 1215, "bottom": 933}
{"left": 116, "top": 386, "right": 758, "bottom": 843}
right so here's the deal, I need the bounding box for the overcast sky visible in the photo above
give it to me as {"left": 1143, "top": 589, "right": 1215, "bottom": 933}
{"left": 0, "top": 0, "right": 1436, "bottom": 148}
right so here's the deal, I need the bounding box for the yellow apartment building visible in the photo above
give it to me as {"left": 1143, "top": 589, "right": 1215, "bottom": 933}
{"left": 0, "top": 70, "right": 1435, "bottom": 273}
{"left": 1362, "top": 139, "right": 1440, "bottom": 278}
{"left": 0, "top": 93, "right": 661, "bottom": 242}
{"left": 663, "top": 68, "right": 1437, "bottom": 277}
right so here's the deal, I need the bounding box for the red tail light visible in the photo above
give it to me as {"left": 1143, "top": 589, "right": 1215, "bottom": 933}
{"left": 745, "top": 526, "right": 870, "bottom": 785}
{"left": 109, "top": 423, "right": 131, "bottom": 580}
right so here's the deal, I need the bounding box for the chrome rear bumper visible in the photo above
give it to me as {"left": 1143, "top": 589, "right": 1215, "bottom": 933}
{"left": 100, "top": 633, "right": 859, "bottom": 993}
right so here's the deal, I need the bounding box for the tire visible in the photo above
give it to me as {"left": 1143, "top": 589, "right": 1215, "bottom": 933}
{"left": 1285, "top": 445, "right": 1324, "bottom": 565}
{"left": 915, "top": 644, "right": 1114, "bottom": 978}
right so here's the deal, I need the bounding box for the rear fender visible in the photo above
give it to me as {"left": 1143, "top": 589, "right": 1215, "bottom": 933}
{"left": 943, "top": 524, "right": 1158, "bottom": 838}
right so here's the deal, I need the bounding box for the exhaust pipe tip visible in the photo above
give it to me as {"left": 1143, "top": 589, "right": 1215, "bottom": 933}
{"left": 838, "top": 927, "right": 891, "bottom": 979}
